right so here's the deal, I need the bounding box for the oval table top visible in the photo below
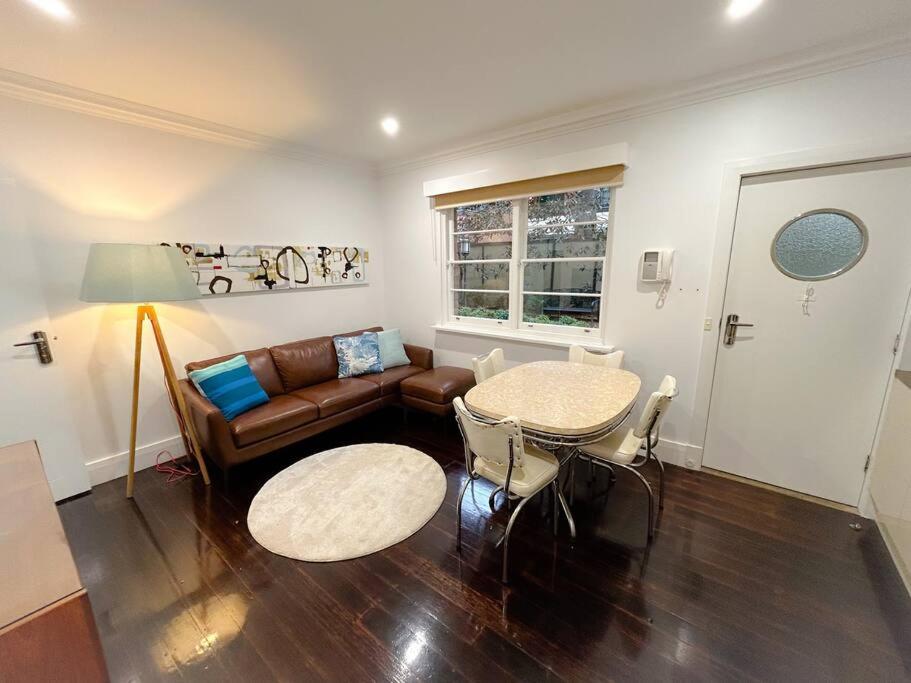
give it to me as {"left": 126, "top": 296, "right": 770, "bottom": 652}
{"left": 464, "top": 360, "right": 641, "bottom": 439}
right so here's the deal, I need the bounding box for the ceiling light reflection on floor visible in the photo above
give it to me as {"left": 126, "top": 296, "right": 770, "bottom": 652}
{"left": 403, "top": 630, "right": 427, "bottom": 665}
{"left": 158, "top": 593, "right": 249, "bottom": 673}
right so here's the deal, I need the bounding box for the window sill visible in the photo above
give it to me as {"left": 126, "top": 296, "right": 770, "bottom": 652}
{"left": 432, "top": 323, "right": 613, "bottom": 351}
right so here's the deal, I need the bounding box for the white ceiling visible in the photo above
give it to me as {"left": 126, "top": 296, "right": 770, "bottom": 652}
{"left": 2, "top": 0, "right": 910, "bottom": 163}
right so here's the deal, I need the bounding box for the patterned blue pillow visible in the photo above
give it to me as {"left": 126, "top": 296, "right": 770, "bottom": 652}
{"left": 187, "top": 354, "right": 269, "bottom": 420}
{"left": 334, "top": 332, "right": 384, "bottom": 378}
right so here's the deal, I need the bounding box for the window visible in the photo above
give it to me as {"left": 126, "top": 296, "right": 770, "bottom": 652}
{"left": 445, "top": 187, "right": 612, "bottom": 339}
{"left": 771, "top": 209, "right": 867, "bottom": 280}
{"left": 451, "top": 201, "right": 513, "bottom": 322}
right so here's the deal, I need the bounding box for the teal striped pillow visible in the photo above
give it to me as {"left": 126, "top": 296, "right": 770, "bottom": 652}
{"left": 188, "top": 355, "right": 269, "bottom": 421}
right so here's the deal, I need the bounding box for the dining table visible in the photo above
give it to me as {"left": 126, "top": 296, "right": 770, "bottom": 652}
{"left": 464, "top": 360, "right": 642, "bottom": 537}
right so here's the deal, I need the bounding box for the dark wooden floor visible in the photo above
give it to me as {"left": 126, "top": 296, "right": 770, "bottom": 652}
{"left": 59, "top": 409, "right": 911, "bottom": 682}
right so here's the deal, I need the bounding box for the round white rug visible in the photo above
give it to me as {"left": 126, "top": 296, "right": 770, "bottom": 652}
{"left": 247, "top": 443, "right": 446, "bottom": 562}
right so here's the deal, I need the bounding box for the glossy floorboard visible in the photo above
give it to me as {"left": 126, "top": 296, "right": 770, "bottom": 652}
{"left": 59, "top": 409, "right": 911, "bottom": 682}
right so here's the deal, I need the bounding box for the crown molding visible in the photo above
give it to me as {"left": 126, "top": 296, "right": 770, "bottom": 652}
{"left": 0, "top": 67, "right": 369, "bottom": 170}
{"left": 379, "top": 31, "right": 911, "bottom": 176}
{"left": 1, "top": 29, "right": 909, "bottom": 177}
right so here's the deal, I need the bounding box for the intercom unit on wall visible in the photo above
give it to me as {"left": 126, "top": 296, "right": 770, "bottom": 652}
{"left": 639, "top": 249, "right": 674, "bottom": 283}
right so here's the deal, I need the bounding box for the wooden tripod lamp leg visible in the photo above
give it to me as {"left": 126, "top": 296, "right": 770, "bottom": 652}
{"left": 145, "top": 305, "right": 211, "bottom": 486}
{"left": 126, "top": 305, "right": 212, "bottom": 498}
{"left": 126, "top": 306, "right": 145, "bottom": 498}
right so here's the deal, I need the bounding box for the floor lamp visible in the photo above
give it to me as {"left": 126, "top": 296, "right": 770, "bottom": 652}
{"left": 80, "top": 244, "right": 211, "bottom": 497}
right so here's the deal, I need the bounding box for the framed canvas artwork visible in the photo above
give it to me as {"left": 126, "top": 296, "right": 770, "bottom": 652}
{"left": 160, "top": 243, "right": 368, "bottom": 296}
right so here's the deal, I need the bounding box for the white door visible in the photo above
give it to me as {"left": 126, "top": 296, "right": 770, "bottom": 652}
{"left": 703, "top": 158, "right": 911, "bottom": 506}
{"left": 0, "top": 178, "right": 90, "bottom": 501}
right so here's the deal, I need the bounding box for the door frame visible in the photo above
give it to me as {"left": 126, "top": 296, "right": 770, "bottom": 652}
{"left": 690, "top": 136, "right": 911, "bottom": 512}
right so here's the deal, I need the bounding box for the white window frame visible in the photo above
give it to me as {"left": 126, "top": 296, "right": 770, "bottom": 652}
{"left": 440, "top": 186, "right": 614, "bottom": 345}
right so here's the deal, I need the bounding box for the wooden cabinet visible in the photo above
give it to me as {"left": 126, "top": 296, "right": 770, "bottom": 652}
{"left": 0, "top": 441, "right": 107, "bottom": 682}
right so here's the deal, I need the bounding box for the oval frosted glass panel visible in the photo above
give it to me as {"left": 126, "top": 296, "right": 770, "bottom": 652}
{"left": 772, "top": 210, "right": 867, "bottom": 280}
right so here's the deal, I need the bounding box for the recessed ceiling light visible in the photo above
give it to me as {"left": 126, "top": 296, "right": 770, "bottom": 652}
{"left": 727, "top": 0, "right": 763, "bottom": 20}
{"left": 380, "top": 117, "right": 400, "bottom": 137}
{"left": 24, "top": 0, "right": 74, "bottom": 21}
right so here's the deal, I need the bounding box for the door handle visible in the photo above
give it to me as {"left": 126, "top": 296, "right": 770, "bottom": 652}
{"left": 13, "top": 330, "right": 53, "bottom": 364}
{"left": 723, "top": 314, "right": 754, "bottom": 346}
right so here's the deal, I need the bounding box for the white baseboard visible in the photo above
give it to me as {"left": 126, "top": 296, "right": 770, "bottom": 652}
{"left": 85, "top": 435, "right": 186, "bottom": 487}
{"left": 82, "top": 434, "right": 701, "bottom": 487}
{"left": 657, "top": 438, "right": 703, "bottom": 469}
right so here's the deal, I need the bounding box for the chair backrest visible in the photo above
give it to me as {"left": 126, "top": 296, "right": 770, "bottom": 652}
{"left": 568, "top": 345, "right": 625, "bottom": 369}
{"left": 472, "top": 348, "right": 505, "bottom": 383}
{"left": 633, "top": 375, "right": 678, "bottom": 439}
{"left": 453, "top": 396, "right": 524, "bottom": 469}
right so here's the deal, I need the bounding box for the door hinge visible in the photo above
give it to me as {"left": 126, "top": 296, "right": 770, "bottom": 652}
{"left": 894, "top": 334, "right": 902, "bottom": 355}
{"left": 864, "top": 454, "right": 872, "bottom": 473}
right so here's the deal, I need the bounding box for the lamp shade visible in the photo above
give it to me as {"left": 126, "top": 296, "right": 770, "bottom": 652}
{"left": 79, "top": 244, "right": 200, "bottom": 303}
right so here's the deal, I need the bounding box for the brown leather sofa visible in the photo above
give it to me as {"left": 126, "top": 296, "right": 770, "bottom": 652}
{"left": 179, "top": 326, "right": 473, "bottom": 473}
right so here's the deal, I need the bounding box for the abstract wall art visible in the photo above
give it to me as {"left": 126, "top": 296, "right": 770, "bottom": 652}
{"left": 159, "top": 243, "right": 368, "bottom": 296}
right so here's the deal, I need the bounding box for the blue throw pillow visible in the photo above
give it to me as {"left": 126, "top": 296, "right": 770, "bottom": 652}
{"left": 376, "top": 329, "right": 410, "bottom": 369}
{"left": 188, "top": 354, "right": 269, "bottom": 421}
{"left": 334, "top": 332, "right": 384, "bottom": 378}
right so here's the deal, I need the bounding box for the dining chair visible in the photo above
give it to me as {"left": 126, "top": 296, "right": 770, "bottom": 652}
{"left": 472, "top": 347, "right": 505, "bottom": 384}
{"left": 575, "top": 375, "right": 677, "bottom": 545}
{"left": 453, "top": 397, "right": 566, "bottom": 583}
{"left": 568, "top": 344, "right": 625, "bottom": 368}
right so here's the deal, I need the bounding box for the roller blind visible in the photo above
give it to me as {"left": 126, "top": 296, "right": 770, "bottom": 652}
{"left": 430, "top": 164, "right": 624, "bottom": 210}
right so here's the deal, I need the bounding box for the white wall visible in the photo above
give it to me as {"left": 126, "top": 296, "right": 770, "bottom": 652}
{"left": 379, "top": 54, "right": 911, "bottom": 465}
{"left": 0, "top": 95, "right": 386, "bottom": 484}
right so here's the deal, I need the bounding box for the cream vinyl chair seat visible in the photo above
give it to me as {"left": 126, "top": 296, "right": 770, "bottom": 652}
{"left": 472, "top": 443, "right": 559, "bottom": 497}
{"left": 578, "top": 428, "right": 643, "bottom": 465}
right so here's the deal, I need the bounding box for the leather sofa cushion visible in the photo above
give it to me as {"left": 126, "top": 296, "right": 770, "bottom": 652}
{"left": 186, "top": 348, "right": 284, "bottom": 397}
{"left": 293, "top": 378, "right": 380, "bottom": 418}
{"left": 269, "top": 337, "right": 338, "bottom": 391}
{"left": 403, "top": 344, "right": 433, "bottom": 370}
{"left": 360, "top": 364, "right": 425, "bottom": 396}
{"left": 229, "top": 395, "right": 319, "bottom": 447}
{"left": 400, "top": 367, "right": 475, "bottom": 404}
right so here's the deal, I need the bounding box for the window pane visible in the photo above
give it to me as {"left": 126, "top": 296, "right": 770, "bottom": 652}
{"left": 452, "top": 263, "right": 510, "bottom": 291}
{"left": 455, "top": 291, "right": 509, "bottom": 320}
{"left": 523, "top": 294, "right": 599, "bottom": 328}
{"left": 453, "top": 231, "right": 512, "bottom": 261}
{"left": 526, "top": 223, "right": 607, "bottom": 258}
{"left": 528, "top": 188, "right": 610, "bottom": 227}
{"left": 454, "top": 200, "right": 512, "bottom": 232}
{"left": 523, "top": 261, "right": 602, "bottom": 294}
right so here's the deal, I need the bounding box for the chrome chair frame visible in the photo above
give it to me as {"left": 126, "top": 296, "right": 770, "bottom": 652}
{"left": 466, "top": 403, "right": 636, "bottom": 542}
{"left": 573, "top": 383, "right": 676, "bottom": 545}
{"left": 454, "top": 413, "right": 563, "bottom": 583}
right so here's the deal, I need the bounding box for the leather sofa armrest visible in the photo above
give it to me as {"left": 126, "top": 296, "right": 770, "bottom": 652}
{"left": 403, "top": 344, "right": 433, "bottom": 370}
{"left": 179, "top": 379, "right": 235, "bottom": 468}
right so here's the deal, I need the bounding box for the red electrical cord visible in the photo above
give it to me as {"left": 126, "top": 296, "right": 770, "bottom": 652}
{"left": 156, "top": 375, "right": 199, "bottom": 485}
{"left": 155, "top": 449, "right": 196, "bottom": 484}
